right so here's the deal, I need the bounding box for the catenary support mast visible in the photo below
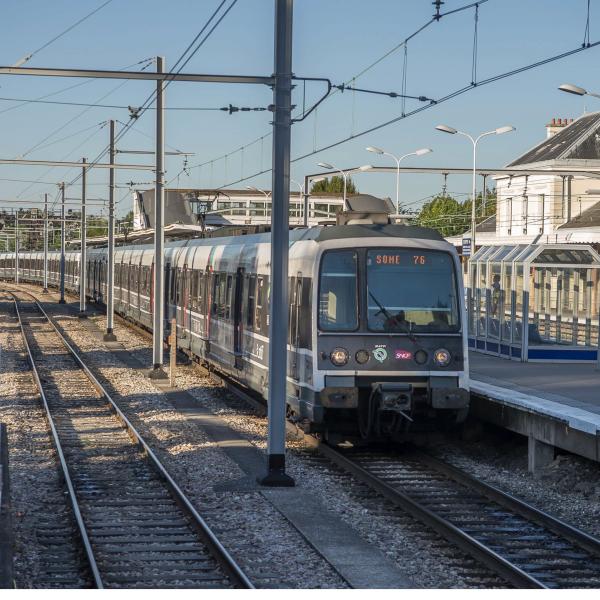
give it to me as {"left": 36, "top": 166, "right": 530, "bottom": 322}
{"left": 259, "top": 0, "right": 295, "bottom": 486}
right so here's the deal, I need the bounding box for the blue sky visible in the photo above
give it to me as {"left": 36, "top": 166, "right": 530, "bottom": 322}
{"left": 1, "top": 0, "right": 599, "bottom": 217}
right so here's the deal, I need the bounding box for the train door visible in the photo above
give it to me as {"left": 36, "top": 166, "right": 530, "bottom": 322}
{"left": 202, "top": 265, "right": 211, "bottom": 354}
{"left": 178, "top": 263, "right": 191, "bottom": 350}
{"left": 233, "top": 267, "right": 244, "bottom": 370}
{"left": 289, "top": 272, "right": 303, "bottom": 381}
{"left": 164, "top": 261, "right": 173, "bottom": 336}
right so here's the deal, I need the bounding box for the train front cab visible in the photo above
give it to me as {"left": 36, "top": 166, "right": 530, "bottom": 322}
{"left": 305, "top": 238, "right": 470, "bottom": 440}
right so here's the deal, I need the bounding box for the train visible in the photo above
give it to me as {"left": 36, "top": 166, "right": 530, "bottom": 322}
{"left": 0, "top": 222, "right": 470, "bottom": 441}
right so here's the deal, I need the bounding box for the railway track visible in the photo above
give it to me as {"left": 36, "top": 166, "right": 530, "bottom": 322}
{"left": 317, "top": 444, "right": 600, "bottom": 589}
{"left": 8, "top": 283, "right": 600, "bottom": 589}
{"left": 3, "top": 289, "right": 253, "bottom": 589}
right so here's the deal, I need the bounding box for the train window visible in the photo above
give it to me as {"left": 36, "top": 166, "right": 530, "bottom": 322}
{"left": 225, "top": 275, "right": 233, "bottom": 320}
{"left": 171, "top": 268, "right": 177, "bottom": 304}
{"left": 190, "top": 271, "right": 197, "bottom": 310}
{"left": 366, "top": 249, "right": 460, "bottom": 333}
{"left": 198, "top": 272, "right": 204, "bottom": 312}
{"left": 176, "top": 268, "right": 182, "bottom": 304}
{"left": 211, "top": 273, "right": 226, "bottom": 319}
{"left": 255, "top": 276, "right": 266, "bottom": 331}
{"left": 318, "top": 250, "right": 358, "bottom": 331}
{"left": 246, "top": 275, "right": 256, "bottom": 330}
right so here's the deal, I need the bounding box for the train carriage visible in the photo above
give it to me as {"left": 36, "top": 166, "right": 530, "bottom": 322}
{"left": 1, "top": 222, "right": 469, "bottom": 441}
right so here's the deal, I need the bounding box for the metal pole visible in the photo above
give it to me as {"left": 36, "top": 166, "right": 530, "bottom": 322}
{"left": 79, "top": 158, "right": 87, "bottom": 317}
{"left": 481, "top": 174, "right": 488, "bottom": 216}
{"left": 303, "top": 174, "right": 310, "bottom": 226}
{"left": 14, "top": 210, "right": 19, "bottom": 284}
{"left": 43, "top": 193, "right": 48, "bottom": 292}
{"left": 149, "top": 56, "right": 167, "bottom": 379}
{"left": 471, "top": 140, "right": 477, "bottom": 252}
{"left": 104, "top": 120, "right": 117, "bottom": 341}
{"left": 170, "top": 317, "right": 176, "bottom": 386}
{"left": 342, "top": 170, "right": 347, "bottom": 211}
{"left": 395, "top": 157, "right": 401, "bottom": 216}
{"left": 259, "top": 0, "right": 295, "bottom": 487}
{"left": 59, "top": 182, "right": 66, "bottom": 304}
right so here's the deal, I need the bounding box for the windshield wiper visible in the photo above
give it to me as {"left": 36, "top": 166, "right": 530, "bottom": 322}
{"left": 368, "top": 290, "right": 393, "bottom": 321}
{"left": 369, "top": 291, "right": 417, "bottom": 341}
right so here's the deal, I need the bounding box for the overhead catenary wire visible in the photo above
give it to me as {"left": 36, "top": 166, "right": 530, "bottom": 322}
{"left": 168, "top": 0, "right": 491, "bottom": 187}
{"left": 212, "top": 36, "right": 600, "bottom": 192}
{"left": 12, "top": 0, "right": 115, "bottom": 67}
{"left": 0, "top": 57, "right": 155, "bottom": 116}
{"left": 0, "top": 96, "right": 267, "bottom": 112}
{"left": 62, "top": 0, "right": 240, "bottom": 198}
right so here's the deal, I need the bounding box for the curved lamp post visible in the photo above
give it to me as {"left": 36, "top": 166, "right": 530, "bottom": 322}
{"left": 435, "top": 124, "right": 515, "bottom": 251}
{"left": 366, "top": 146, "right": 432, "bottom": 215}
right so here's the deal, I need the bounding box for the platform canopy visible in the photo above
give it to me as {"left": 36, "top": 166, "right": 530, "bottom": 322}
{"left": 468, "top": 243, "right": 600, "bottom": 362}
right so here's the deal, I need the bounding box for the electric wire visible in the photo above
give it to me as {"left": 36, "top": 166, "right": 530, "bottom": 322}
{"left": 12, "top": 0, "right": 115, "bottom": 67}
{"left": 172, "top": 0, "right": 492, "bottom": 185}
{"left": 212, "top": 37, "right": 600, "bottom": 192}
{"left": 62, "top": 0, "right": 240, "bottom": 197}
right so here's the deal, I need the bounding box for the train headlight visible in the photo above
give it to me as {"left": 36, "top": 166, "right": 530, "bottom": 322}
{"left": 433, "top": 348, "right": 451, "bottom": 367}
{"left": 330, "top": 348, "right": 349, "bottom": 367}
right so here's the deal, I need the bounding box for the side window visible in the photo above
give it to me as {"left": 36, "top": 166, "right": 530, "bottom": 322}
{"left": 246, "top": 274, "right": 256, "bottom": 330}
{"left": 176, "top": 268, "right": 182, "bottom": 304}
{"left": 319, "top": 250, "right": 358, "bottom": 331}
{"left": 170, "top": 267, "right": 177, "bottom": 303}
{"left": 225, "top": 275, "right": 233, "bottom": 320}
{"left": 211, "top": 273, "right": 220, "bottom": 317}
{"left": 197, "top": 272, "right": 204, "bottom": 313}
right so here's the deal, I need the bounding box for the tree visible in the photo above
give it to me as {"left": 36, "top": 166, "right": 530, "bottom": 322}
{"left": 415, "top": 187, "right": 497, "bottom": 237}
{"left": 416, "top": 194, "right": 468, "bottom": 237}
{"left": 311, "top": 175, "right": 358, "bottom": 195}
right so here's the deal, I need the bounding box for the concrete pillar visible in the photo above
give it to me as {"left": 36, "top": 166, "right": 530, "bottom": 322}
{"left": 528, "top": 436, "right": 554, "bottom": 472}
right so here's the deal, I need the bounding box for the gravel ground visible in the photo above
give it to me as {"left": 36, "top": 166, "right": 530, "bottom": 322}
{"left": 39, "top": 301, "right": 346, "bottom": 589}
{"left": 14, "top": 283, "right": 600, "bottom": 587}
{"left": 424, "top": 426, "right": 600, "bottom": 539}
{"left": 0, "top": 299, "right": 88, "bottom": 588}
{"left": 40, "top": 297, "right": 504, "bottom": 588}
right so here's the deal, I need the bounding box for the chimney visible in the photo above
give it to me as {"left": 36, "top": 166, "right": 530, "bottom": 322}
{"left": 546, "top": 116, "right": 572, "bottom": 138}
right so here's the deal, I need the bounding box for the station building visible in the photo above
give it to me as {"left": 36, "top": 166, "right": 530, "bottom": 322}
{"left": 457, "top": 112, "right": 600, "bottom": 362}
{"left": 132, "top": 188, "right": 345, "bottom": 230}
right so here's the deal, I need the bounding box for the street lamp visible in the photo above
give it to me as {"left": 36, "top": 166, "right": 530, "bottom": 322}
{"left": 366, "top": 146, "right": 432, "bottom": 215}
{"left": 246, "top": 185, "right": 271, "bottom": 199}
{"left": 316, "top": 162, "right": 372, "bottom": 211}
{"left": 435, "top": 124, "right": 515, "bottom": 251}
{"left": 558, "top": 83, "right": 600, "bottom": 99}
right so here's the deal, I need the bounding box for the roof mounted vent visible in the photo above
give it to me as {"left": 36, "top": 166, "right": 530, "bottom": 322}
{"left": 336, "top": 194, "right": 395, "bottom": 225}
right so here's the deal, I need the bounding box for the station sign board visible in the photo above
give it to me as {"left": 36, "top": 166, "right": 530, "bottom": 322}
{"left": 462, "top": 237, "right": 472, "bottom": 257}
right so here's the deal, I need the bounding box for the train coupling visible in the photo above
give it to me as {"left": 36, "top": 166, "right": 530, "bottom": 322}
{"left": 372, "top": 382, "right": 413, "bottom": 417}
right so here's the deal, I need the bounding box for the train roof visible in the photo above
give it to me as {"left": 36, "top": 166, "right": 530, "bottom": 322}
{"left": 306, "top": 224, "right": 444, "bottom": 242}
{"left": 179, "top": 223, "right": 446, "bottom": 247}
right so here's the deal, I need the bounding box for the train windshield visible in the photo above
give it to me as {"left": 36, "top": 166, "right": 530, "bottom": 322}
{"left": 367, "top": 249, "right": 460, "bottom": 333}
{"left": 318, "top": 250, "right": 359, "bottom": 331}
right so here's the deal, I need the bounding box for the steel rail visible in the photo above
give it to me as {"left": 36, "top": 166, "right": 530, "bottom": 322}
{"left": 6, "top": 291, "right": 103, "bottom": 588}
{"left": 5, "top": 288, "right": 254, "bottom": 589}
{"left": 413, "top": 450, "right": 600, "bottom": 560}
{"left": 316, "top": 443, "right": 546, "bottom": 589}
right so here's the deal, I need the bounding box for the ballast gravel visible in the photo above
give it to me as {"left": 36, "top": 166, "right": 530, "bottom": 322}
{"left": 42, "top": 298, "right": 503, "bottom": 588}
{"left": 41, "top": 304, "right": 345, "bottom": 589}
{"left": 0, "top": 301, "right": 87, "bottom": 588}
{"left": 13, "top": 285, "right": 600, "bottom": 587}
{"left": 424, "top": 427, "right": 600, "bottom": 539}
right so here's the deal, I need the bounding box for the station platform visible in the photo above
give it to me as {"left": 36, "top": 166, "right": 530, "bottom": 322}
{"left": 468, "top": 351, "right": 600, "bottom": 468}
